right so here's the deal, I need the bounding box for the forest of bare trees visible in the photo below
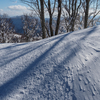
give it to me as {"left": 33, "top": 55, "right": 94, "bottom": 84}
{"left": 0, "top": 0, "right": 100, "bottom": 43}
{"left": 20, "top": 0, "right": 100, "bottom": 37}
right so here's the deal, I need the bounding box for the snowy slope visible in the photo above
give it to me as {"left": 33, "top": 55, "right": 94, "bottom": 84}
{"left": 0, "top": 26, "right": 100, "bottom": 100}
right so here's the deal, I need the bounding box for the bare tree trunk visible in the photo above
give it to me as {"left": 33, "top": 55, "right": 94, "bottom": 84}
{"left": 49, "top": 14, "right": 53, "bottom": 36}
{"left": 44, "top": 0, "right": 56, "bottom": 37}
{"left": 71, "top": 0, "right": 75, "bottom": 31}
{"left": 1, "top": 32, "right": 5, "bottom": 43}
{"left": 55, "top": 0, "right": 62, "bottom": 35}
{"left": 84, "top": 0, "right": 90, "bottom": 28}
{"left": 40, "top": 0, "right": 46, "bottom": 39}
{"left": 48, "top": 0, "right": 54, "bottom": 36}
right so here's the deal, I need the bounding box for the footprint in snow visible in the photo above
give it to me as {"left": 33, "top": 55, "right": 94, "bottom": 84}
{"left": 20, "top": 91, "right": 24, "bottom": 94}
{"left": 87, "top": 70, "right": 90, "bottom": 73}
{"left": 78, "top": 75, "right": 82, "bottom": 81}
{"left": 93, "top": 48, "right": 100, "bottom": 52}
{"left": 85, "top": 59, "right": 88, "bottom": 61}
{"left": 24, "top": 87, "right": 27, "bottom": 89}
{"left": 91, "top": 53, "right": 93, "bottom": 55}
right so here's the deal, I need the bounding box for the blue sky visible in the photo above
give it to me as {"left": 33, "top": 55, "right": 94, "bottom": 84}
{"left": 0, "top": 0, "right": 31, "bottom": 17}
{"left": 0, "top": 0, "right": 51, "bottom": 18}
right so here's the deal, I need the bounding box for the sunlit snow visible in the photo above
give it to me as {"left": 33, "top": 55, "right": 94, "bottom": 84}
{"left": 0, "top": 26, "right": 100, "bottom": 100}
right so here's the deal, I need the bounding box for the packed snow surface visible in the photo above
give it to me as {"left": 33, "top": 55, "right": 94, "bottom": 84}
{"left": 0, "top": 26, "right": 100, "bottom": 100}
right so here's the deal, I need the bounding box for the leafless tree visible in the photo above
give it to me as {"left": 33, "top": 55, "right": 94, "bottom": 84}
{"left": 20, "top": 0, "right": 46, "bottom": 38}
{"left": 0, "top": 14, "right": 15, "bottom": 43}
{"left": 22, "top": 13, "right": 42, "bottom": 42}
{"left": 62, "top": 0, "right": 100, "bottom": 32}
{"left": 62, "top": 0, "right": 82, "bottom": 32}
{"left": 20, "top": 0, "right": 62, "bottom": 37}
{"left": 44, "top": 0, "right": 62, "bottom": 36}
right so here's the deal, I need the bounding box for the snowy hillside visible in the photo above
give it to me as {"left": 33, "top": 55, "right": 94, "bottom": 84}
{"left": 0, "top": 26, "right": 100, "bottom": 100}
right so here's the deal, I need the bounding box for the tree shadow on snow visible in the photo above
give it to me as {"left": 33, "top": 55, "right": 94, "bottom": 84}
{"left": 0, "top": 32, "right": 71, "bottom": 98}
{"left": 0, "top": 26, "right": 98, "bottom": 100}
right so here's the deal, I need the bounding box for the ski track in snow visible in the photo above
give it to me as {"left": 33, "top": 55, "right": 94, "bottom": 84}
{"left": 0, "top": 26, "right": 100, "bottom": 100}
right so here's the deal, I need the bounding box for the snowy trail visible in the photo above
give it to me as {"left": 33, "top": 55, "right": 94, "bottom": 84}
{"left": 0, "top": 26, "right": 100, "bottom": 100}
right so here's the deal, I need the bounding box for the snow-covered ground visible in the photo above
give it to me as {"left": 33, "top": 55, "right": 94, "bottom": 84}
{"left": 0, "top": 26, "right": 100, "bottom": 100}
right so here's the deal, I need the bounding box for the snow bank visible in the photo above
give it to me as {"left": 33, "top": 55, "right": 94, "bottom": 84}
{"left": 0, "top": 26, "right": 100, "bottom": 100}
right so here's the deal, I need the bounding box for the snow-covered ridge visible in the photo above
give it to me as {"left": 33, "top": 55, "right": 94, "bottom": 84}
{"left": 0, "top": 26, "right": 100, "bottom": 100}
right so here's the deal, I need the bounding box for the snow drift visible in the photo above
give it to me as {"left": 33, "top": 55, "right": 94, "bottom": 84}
{"left": 0, "top": 26, "right": 100, "bottom": 100}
